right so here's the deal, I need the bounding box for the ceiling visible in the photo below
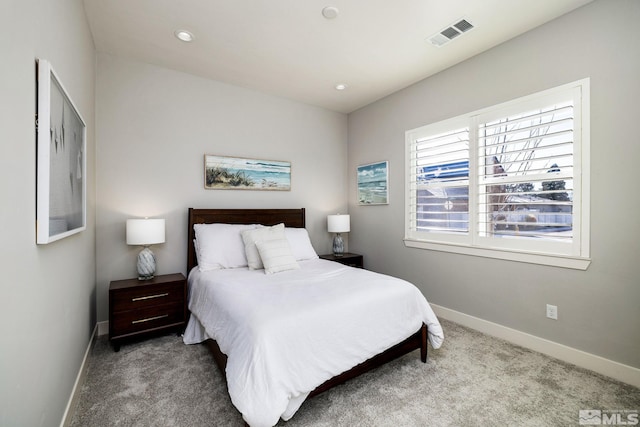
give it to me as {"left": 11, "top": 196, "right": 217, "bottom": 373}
{"left": 83, "top": 0, "right": 593, "bottom": 114}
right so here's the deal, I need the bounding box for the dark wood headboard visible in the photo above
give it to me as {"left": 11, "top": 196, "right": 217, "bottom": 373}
{"left": 187, "top": 208, "right": 306, "bottom": 272}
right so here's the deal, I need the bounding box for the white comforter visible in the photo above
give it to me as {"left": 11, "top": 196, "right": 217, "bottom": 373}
{"left": 183, "top": 259, "right": 443, "bottom": 427}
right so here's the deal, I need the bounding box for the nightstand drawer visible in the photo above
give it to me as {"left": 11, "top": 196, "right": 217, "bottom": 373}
{"left": 109, "top": 273, "right": 187, "bottom": 351}
{"left": 111, "top": 302, "right": 185, "bottom": 337}
{"left": 111, "top": 282, "right": 184, "bottom": 312}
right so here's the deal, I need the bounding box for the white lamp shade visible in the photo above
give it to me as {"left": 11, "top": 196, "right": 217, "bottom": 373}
{"left": 126, "top": 219, "right": 165, "bottom": 245}
{"left": 327, "top": 214, "right": 350, "bottom": 233}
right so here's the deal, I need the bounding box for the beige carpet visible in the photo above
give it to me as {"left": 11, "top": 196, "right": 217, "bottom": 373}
{"left": 70, "top": 319, "right": 639, "bottom": 426}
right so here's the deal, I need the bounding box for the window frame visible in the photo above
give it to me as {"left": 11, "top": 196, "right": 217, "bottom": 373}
{"left": 405, "top": 79, "right": 590, "bottom": 270}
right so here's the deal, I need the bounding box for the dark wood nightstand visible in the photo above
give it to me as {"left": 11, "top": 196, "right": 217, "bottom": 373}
{"left": 109, "top": 273, "right": 187, "bottom": 351}
{"left": 319, "top": 253, "right": 364, "bottom": 268}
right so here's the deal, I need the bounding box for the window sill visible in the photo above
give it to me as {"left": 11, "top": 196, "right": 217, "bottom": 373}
{"left": 403, "top": 239, "right": 591, "bottom": 270}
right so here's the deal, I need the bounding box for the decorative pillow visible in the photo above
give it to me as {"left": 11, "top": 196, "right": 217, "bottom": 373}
{"left": 255, "top": 238, "right": 300, "bottom": 274}
{"left": 284, "top": 227, "right": 318, "bottom": 261}
{"left": 194, "top": 223, "right": 257, "bottom": 271}
{"left": 241, "top": 223, "right": 286, "bottom": 269}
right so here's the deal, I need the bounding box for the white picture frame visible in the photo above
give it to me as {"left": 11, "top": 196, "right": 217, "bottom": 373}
{"left": 36, "top": 59, "right": 87, "bottom": 244}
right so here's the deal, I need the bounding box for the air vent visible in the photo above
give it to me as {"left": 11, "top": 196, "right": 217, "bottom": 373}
{"left": 428, "top": 18, "right": 475, "bottom": 47}
{"left": 453, "top": 19, "right": 474, "bottom": 33}
{"left": 441, "top": 27, "right": 461, "bottom": 40}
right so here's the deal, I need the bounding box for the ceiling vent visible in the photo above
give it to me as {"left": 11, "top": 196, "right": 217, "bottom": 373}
{"left": 428, "top": 18, "right": 475, "bottom": 47}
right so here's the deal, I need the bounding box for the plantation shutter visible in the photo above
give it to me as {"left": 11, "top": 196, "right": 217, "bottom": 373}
{"left": 477, "top": 101, "right": 575, "bottom": 242}
{"left": 409, "top": 126, "right": 470, "bottom": 235}
{"left": 405, "top": 80, "right": 588, "bottom": 267}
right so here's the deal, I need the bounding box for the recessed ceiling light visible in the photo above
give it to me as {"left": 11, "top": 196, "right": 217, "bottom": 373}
{"left": 335, "top": 83, "right": 348, "bottom": 91}
{"left": 322, "top": 6, "right": 339, "bottom": 19}
{"left": 174, "top": 30, "right": 194, "bottom": 42}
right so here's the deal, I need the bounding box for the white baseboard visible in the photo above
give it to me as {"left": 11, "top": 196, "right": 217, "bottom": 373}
{"left": 60, "top": 323, "right": 98, "bottom": 427}
{"left": 431, "top": 304, "right": 640, "bottom": 388}
{"left": 97, "top": 320, "right": 109, "bottom": 336}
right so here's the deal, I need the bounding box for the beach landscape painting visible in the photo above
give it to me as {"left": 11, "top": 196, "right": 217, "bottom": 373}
{"left": 357, "top": 161, "right": 389, "bottom": 205}
{"left": 204, "top": 155, "right": 291, "bottom": 191}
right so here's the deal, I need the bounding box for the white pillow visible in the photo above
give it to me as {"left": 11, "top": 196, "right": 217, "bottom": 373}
{"left": 255, "top": 238, "right": 300, "bottom": 274}
{"left": 194, "top": 223, "right": 257, "bottom": 271}
{"left": 241, "top": 223, "right": 286, "bottom": 270}
{"left": 284, "top": 227, "right": 318, "bottom": 261}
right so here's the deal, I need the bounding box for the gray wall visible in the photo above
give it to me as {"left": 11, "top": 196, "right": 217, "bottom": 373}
{"left": 0, "top": 0, "right": 96, "bottom": 426}
{"left": 348, "top": 0, "right": 640, "bottom": 368}
{"left": 95, "top": 54, "right": 348, "bottom": 322}
{"left": 1, "top": 2, "right": 636, "bottom": 425}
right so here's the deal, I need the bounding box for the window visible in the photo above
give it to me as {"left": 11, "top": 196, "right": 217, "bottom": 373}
{"left": 405, "top": 79, "right": 590, "bottom": 269}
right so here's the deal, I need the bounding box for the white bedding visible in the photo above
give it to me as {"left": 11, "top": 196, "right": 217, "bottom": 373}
{"left": 183, "top": 258, "right": 444, "bottom": 427}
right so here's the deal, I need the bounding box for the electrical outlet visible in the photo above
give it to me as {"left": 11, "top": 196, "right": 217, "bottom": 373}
{"left": 546, "top": 304, "right": 558, "bottom": 320}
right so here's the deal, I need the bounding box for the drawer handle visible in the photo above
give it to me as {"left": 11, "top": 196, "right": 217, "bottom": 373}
{"left": 132, "top": 292, "right": 169, "bottom": 302}
{"left": 132, "top": 314, "right": 168, "bottom": 324}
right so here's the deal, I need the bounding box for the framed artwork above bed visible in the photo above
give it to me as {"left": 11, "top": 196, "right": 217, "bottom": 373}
{"left": 36, "top": 59, "right": 87, "bottom": 244}
{"left": 204, "top": 154, "right": 291, "bottom": 191}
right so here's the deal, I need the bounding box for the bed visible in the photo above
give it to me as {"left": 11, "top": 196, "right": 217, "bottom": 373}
{"left": 183, "top": 208, "right": 443, "bottom": 426}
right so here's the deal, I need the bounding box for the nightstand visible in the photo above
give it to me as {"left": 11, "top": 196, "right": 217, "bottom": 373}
{"left": 109, "top": 273, "right": 187, "bottom": 351}
{"left": 319, "top": 253, "right": 364, "bottom": 269}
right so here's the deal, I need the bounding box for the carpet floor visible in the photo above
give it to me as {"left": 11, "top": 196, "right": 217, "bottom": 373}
{"left": 70, "top": 319, "right": 639, "bottom": 426}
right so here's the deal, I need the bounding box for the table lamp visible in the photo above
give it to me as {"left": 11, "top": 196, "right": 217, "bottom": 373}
{"left": 126, "top": 218, "right": 165, "bottom": 280}
{"left": 327, "top": 214, "right": 350, "bottom": 256}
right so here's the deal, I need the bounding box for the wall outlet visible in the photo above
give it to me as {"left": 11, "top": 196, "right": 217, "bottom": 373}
{"left": 546, "top": 304, "right": 558, "bottom": 320}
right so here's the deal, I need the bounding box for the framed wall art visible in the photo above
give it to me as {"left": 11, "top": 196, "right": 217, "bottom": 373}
{"left": 204, "top": 155, "right": 291, "bottom": 191}
{"left": 357, "top": 160, "right": 389, "bottom": 205}
{"left": 36, "top": 59, "right": 87, "bottom": 244}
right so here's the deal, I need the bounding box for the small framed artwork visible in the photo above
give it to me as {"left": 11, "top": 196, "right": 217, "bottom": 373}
{"left": 204, "top": 155, "right": 291, "bottom": 191}
{"left": 36, "top": 59, "right": 87, "bottom": 244}
{"left": 357, "top": 161, "right": 389, "bottom": 205}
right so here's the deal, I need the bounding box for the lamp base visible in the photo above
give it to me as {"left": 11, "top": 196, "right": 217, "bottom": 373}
{"left": 332, "top": 233, "right": 344, "bottom": 257}
{"left": 137, "top": 247, "right": 157, "bottom": 280}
